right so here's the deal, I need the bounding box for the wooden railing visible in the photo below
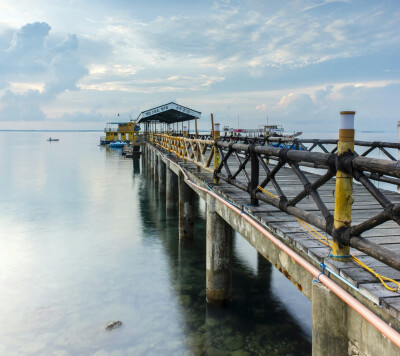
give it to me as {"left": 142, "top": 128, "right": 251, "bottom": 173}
{"left": 146, "top": 132, "right": 400, "bottom": 271}
{"left": 149, "top": 133, "right": 216, "bottom": 173}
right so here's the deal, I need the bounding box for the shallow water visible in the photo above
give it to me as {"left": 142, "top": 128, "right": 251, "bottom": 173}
{"left": 0, "top": 131, "right": 314, "bottom": 355}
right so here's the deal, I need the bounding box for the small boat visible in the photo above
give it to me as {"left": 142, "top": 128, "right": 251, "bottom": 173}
{"left": 269, "top": 142, "right": 307, "bottom": 150}
{"left": 47, "top": 137, "right": 59, "bottom": 142}
{"left": 109, "top": 141, "right": 126, "bottom": 148}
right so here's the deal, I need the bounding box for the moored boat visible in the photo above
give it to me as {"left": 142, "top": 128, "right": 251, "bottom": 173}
{"left": 109, "top": 141, "right": 126, "bottom": 148}
{"left": 47, "top": 137, "right": 59, "bottom": 142}
{"left": 100, "top": 119, "right": 141, "bottom": 145}
{"left": 223, "top": 124, "right": 302, "bottom": 139}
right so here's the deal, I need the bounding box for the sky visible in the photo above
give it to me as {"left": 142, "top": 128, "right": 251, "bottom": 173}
{"left": 0, "top": 0, "right": 399, "bottom": 132}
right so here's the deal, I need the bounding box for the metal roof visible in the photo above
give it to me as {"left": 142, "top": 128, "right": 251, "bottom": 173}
{"left": 137, "top": 102, "right": 201, "bottom": 123}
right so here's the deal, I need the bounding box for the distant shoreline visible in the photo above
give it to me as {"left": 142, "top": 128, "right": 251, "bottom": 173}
{"left": 0, "top": 129, "right": 391, "bottom": 133}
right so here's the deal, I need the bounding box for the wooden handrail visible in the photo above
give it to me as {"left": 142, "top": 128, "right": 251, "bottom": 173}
{"left": 145, "top": 132, "right": 400, "bottom": 270}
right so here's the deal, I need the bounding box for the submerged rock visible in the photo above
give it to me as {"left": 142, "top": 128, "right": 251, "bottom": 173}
{"left": 105, "top": 321, "right": 123, "bottom": 330}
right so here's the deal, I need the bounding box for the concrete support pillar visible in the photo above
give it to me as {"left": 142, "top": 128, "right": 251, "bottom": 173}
{"left": 178, "top": 171, "right": 195, "bottom": 240}
{"left": 166, "top": 165, "right": 178, "bottom": 209}
{"left": 149, "top": 148, "right": 153, "bottom": 171}
{"left": 206, "top": 193, "right": 233, "bottom": 305}
{"left": 158, "top": 158, "right": 166, "bottom": 194}
{"left": 312, "top": 282, "right": 348, "bottom": 356}
{"left": 153, "top": 153, "right": 158, "bottom": 182}
{"left": 141, "top": 145, "right": 146, "bottom": 166}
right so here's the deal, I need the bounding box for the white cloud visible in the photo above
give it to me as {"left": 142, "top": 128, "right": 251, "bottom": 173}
{"left": 180, "top": 80, "right": 400, "bottom": 132}
{"left": 0, "top": 22, "right": 90, "bottom": 120}
{"left": 0, "top": 0, "right": 399, "bottom": 128}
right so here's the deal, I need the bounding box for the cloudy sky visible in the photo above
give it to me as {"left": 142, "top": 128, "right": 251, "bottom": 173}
{"left": 0, "top": 0, "right": 399, "bottom": 131}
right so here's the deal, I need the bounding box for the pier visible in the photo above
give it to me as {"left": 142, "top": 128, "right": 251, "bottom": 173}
{"left": 126, "top": 106, "right": 400, "bottom": 355}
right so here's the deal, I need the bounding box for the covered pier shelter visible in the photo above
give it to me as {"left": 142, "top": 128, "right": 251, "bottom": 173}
{"left": 137, "top": 102, "right": 201, "bottom": 135}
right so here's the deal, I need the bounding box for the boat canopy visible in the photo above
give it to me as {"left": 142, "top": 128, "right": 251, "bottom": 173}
{"left": 137, "top": 102, "right": 201, "bottom": 124}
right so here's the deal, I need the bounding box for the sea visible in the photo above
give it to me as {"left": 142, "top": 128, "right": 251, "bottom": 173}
{"left": 0, "top": 129, "right": 396, "bottom": 355}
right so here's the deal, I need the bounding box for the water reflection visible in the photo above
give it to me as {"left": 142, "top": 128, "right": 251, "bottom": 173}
{"left": 133, "top": 158, "right": 141, "bottom": 174}
{"left": 0, "top": 132, "right": 311, "bottom": 355}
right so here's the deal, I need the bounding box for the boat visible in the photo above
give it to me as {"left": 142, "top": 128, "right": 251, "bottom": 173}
{"left": 47, "top": 137, "right": 59, "bottom": 142}
{"left": 269, "top": 142, "right": 307, "bottom": 150}
{"left": 223, "top": 125, "right": 302, "bottom": 139}
{"left": 109, "top": 141, "right": 126, "bottom": 148}
{"left": 100, "top": 118, "right": 141, "bottom": 145}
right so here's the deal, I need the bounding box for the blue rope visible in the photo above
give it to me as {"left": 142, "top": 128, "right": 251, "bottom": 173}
{"left": 313, "top": 263, "right": 326, "bottom": 283}
{"left": 329, "top": 253, "right": 351, "bottom": 259}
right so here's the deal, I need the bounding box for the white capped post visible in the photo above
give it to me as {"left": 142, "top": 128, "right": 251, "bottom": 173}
{"left": 340, "top": 111, "right": 355, "bottom": 130}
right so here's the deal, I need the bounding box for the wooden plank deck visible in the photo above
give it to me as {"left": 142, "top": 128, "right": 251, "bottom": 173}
{"left": 175, "top": 154, "right": 400, "bottom": 320}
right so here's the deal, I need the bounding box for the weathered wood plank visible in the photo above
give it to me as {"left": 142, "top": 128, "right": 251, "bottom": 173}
{"left": 382, "top": 297, "right": 400, "bottom": 320}
{"left": 340, "top": 266, "right": 400, "bottom": 287}
{"left": 358, "top": 282, "right": 399, "bottom": 305}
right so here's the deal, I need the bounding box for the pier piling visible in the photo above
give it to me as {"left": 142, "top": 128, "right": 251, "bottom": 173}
{"left": 154, "top": 153, "right": 159, "bottom": 182}
{"left": 149, "top": 148, "right": 154, "bottom": 175}
{"left": 206, "top": 193, "right": 232, "bottom": 305}
{"left": 178, "top": 171, "right": 195, "bottom": 240}
{"left": 166, "top": 164, "right": 178, "bottom": 209}
{"left": 312, "top": 282, "right": 348, "bottom": 356}
{"left": 158, "top": 159, "right": 166, "bottom": 194}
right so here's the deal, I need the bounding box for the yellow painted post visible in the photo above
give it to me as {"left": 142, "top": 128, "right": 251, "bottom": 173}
{"left": 263, "top": 127, "right": 270, "bottom": 165}
{"left": 195, "top": 117, "right": 201, "bottom": 172}
{"left": 211, "top": 113, "right": 215, "bottom": 139}
{"left": 332, "top": 111, "right": 355, "bottom": 261}
{"left": 181, "top": 137, "right": 185, "bottom": 158}
{"left": 213, "top": 122, "right": 220, "bottom": 184}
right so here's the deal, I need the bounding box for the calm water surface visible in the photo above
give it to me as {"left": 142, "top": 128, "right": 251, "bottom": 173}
{"left": 0, "top": 132, "right": 317, "bottom": 355}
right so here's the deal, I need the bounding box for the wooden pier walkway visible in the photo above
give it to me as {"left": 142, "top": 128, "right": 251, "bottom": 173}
{"left": 141, "top": 132, "right": 400, "bottom": 355}
{"left": 117, "top": 106, "right": 400, "bottom": 354}
{"left": 182, "top": 155, "right": 400, "bottom": 314}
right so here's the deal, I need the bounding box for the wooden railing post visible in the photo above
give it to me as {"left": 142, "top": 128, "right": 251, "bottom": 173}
{"left": 250, "top": 144, "right": 259, "bottom": 206}
{"left": 332, "top": 111, "right": 355, "bottom": 261}
{"left": 213, "top": 121, "right": 220, "bottom": 184}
